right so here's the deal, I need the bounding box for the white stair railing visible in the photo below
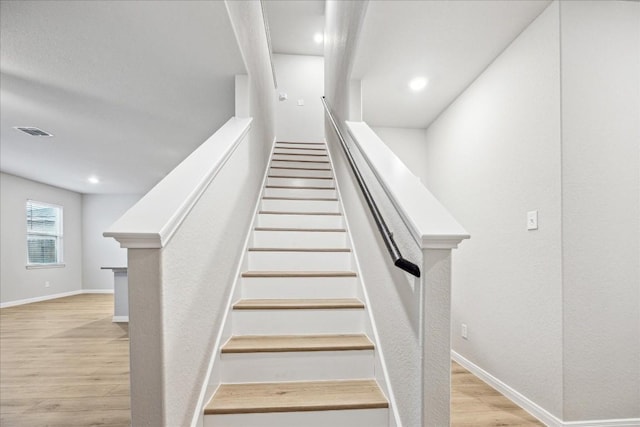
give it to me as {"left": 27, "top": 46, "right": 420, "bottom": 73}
{"left": 324, "top": 104, "right": 470, "bottom": 426}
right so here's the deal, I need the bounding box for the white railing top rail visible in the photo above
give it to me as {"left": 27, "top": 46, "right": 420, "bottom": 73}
{"left": 104, "top": 117, "right": 252, "bottom": 249}
{"left": 345, "top": 121, "right": 469, "bottom": 249}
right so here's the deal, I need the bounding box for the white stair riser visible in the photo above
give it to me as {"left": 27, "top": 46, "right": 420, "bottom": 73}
{"left": 264, "top": 187, "right": 337, "bottom": 199}
{"left": 269, "top": 168, "right": 333, "bottom": 178}
{"left": 232, "top": 309, "right": 365, "bottom": 335}
{"left": 275, "top": 143, "right": 327, "bottom": 150}
{"left": 241, "top": 276, "right": 358, "bottom": 299}
{"left": 252, "top": 230, "right": 348, "bottom": 248}
{"left": 247, "top": 251, "right": 352, "bottom": 271}
{"left": 204, "top": 408, "right": 388, "bottom": 427}
{"left": 257, "top": 214, "right": 344, "bottom": 228}
{"left": 272, "top": 155, "right": 329, "bottom": 163}
{"left": 267, "top": 177, "right": 334, "bottom": 188}
{"left": 261, "top": 199, "right": 340, "bottom": 213}
{"left": 271, "top": 160, "right": 330, "bottom": 169}
{"left": 219, "top": 350, "right": 374, "bottom": 383}
{"left": 273, "top": 148, "right": 327, "bottom": 156}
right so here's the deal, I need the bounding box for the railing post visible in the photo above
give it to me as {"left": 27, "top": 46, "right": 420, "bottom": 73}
{"left": 127, "top": 248, "right": 164, "bottom": 426}
{"left": 420, "top": 247, "right": 454, "bottom": 426}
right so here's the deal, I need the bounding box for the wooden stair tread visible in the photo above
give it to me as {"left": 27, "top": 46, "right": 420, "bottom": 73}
{"left": 266, "top": 185, "right": 336, "bottom": 190}
{"left": 262, "top": 196, "right": 338, "bottom": 201}
{"left": 204, "top": 379, "right": 387, "bottom": 414}
{"left": 259, "top": 211, "right": 342, "bottom": 216}
{"left": 248, "top": 247, "right": 350, "bottom": 252}
{"left": 233, "top": 298, "right": 364, "bottom": 310}
{"left": 268, "top": 175, "right": 333, "bottom": 180}
{"left": 222, "top": 334, "right": 373, "bottom": 353}
{"left": 242, "top": 271, "right": 357, "bottom": 278}
{"left": 254, "top": 227, "right": 346, "bottom": 232}
{"left": 276, "top": 141, "right": 325, "bottom": 145}
{"left": 271, "top": 159, "right": 330, "bottom": 164}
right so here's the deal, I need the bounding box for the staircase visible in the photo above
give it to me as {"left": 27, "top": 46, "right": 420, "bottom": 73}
{"left": 203, "top": 141, "right": 390, "bottom": 427}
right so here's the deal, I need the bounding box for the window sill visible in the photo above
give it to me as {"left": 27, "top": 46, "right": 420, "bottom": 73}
{"left": 26, "top": 263, "right": 66, "bottom": 270}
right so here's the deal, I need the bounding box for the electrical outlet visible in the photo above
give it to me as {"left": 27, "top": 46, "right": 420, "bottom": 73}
{"left": 45, "top": 281, "right": 50, "bottom": 288}
{"left": 461, "top": 323, "right": 468, "bottom": 340}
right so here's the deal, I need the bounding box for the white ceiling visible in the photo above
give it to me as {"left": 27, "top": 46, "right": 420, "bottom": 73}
{"left": 0, "top": 1, "right": 245, "bottom": 194}
{"left": 264, "top": 0, "right": 325, "bottom": 57}
{"left": 352, "top": 0, "right": 552, "bottom": 129}
{"left": 1, "top": 0, "right": 553, "bottom": 194}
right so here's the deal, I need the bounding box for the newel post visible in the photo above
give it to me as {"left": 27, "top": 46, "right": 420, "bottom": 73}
{"left": 420, "top": 238, "right": 465, "bottom": 427}
{"left": 127, "top": 247, "right": 164, "bottom": 427}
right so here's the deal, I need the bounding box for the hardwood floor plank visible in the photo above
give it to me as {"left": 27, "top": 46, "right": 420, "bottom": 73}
{"left": 0, "top": 294, "right": 130, "bottom": 426}
{"left": 1, "top": 294, "right": 543, "bottom": 427}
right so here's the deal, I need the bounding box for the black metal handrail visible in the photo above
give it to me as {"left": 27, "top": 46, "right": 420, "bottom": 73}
{"left": 321, "top": 96, "right": 421, "bottom": 278}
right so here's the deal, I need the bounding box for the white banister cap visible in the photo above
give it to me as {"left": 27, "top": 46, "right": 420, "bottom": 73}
{"left": 346, "top": 121, "right": 469, "bottom": 249}
{"left": 104, "top": 117, "right": 252, "bottom": 249}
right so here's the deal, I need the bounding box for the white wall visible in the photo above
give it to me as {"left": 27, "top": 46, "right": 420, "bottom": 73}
{"left": 371, "top": 127, "right": 429, "bottom": 185}
{"left": 423, "top": 2, "right": 564, "bottom": 418}
{"left": 560, "top": 0, "right": 640, "bottom": 421}
{"left": 0, "top": 172, "right": 83, "bottom": 304}
{"left": 325, "top": 2, "right": 427, "bottom": 426}
{"left": 422, "top": 0, "right": 640, "bottom": 422}
{"left": 325, "top": 0, "right": 368, "bottom": 122}
{"left": 226, "top": 0, "right": 276, "bottom": 159}
{"left": 274, "top": 54, "right": 324, "bottom": 142}
{"left": 82, "top": 194, "right": 141, "bottom": 290}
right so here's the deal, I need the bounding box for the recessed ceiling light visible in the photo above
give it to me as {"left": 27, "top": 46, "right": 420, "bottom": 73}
{"left": 314, "top": 32, "right": 323, "bottom": 44}
{"left": 409, "top": 77, "right": 428, "bottom": 92}
{"left": 88, "top": 176, "right": 100, "bottom": 184}
{"left": 14, "top": 126, "right": 53, "bottom": 137}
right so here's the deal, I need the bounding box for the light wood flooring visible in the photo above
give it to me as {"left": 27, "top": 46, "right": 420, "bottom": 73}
{"left": 0, "top": 294, "right": 542, "bottom": 426}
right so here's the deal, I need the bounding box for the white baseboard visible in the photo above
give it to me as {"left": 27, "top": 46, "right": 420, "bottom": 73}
{"left": 1, "top": 289, "right": 113, "bottom": 308}
{"left": 112, "top": 315, "right": 129, "bottom": 323}
{"left": 451, "top": 351, "right": 640, "bottom": 427}
{"left": 563, "top": 420, "right": 640, "bottom": 427}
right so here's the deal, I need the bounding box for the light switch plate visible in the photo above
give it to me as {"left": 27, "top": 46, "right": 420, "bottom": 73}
{"left": 297, "top": 99, "right": 304, "bottom": 106}
{"left": 527, "top": 210, "right": 538, "bottom": 230}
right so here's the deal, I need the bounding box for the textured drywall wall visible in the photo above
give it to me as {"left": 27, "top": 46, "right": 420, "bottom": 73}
{"left": 325, "top": 0, "right": 369, "bottom": 121}
{"left": 371, "top": 127, "right": 429, "bottom": 186}
{"left": 325, "top": 2, "right": 430, "bottom": 425}
{"left": 274, "top": 54, "right": 324, "bottom": 142}
{"left": 226, "top": 0, "right": 276, "bottom": 159}
{"left": 159, "top": 131, "right": 266, "bottom": 426}
{"left": 0, "top": 172, "right": 83, "bottom": 304}
{"left": 423, "top": 2, "right": 564, "bottom": 417}
{"left": 81, "top": 194, "right": 140, "bottom": 290}
{"left": 560, "top": 0, "right": 640, "bottom": 420}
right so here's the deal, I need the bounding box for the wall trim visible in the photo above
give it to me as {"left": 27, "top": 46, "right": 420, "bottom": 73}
{"left": 562, "top": 420, "right": 640, "bottom": 427}
{"left": 451, "top": 350, "right": 561, "bottom": 425}
{"left": 451, "top": 351, "right": 640, "bottom": 427}
{"left": 1, "top": 289, "right": 113, "bottom": 308}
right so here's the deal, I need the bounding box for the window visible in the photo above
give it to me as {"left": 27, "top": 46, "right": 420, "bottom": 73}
{"left": 26, "top": 200, "right": 63, "bottom": 267}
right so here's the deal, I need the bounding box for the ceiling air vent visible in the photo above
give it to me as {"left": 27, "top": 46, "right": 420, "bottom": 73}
{"left": 14, "top": 127, "right": 53, "bottom": 137}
